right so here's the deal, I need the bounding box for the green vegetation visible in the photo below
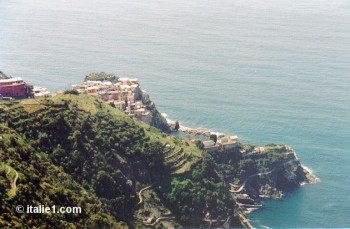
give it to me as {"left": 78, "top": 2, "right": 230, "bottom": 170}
{"left": 24, "top": 83, "right": 33, "bottom": 90}
{"left": 174, "top": 121, "right": 180, "bottom": 131}
{"left": 63, "top": 89, "right": 79, "bottom": 95}
{"left": 0, "top": 94, "right": 202, "bottom": 227}
{"left": 210, "top": 134, "right": 217, "bottom": 143}
{"left": 160, "top": 153, "right": 235, "bottom": 226}
{"left": 0, "top": 71, "right": 10, "bottom": 79}
{"left": 0, "top": 94, "right": 306, "bottom": 228}
{"left": 0, "top": 124, "right": 126, "bottom": 228}
{"left": 84, "top": 72, "right": 119, "bottom": 83}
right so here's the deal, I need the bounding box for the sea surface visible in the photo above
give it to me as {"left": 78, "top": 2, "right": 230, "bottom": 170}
{"left": 1, "top": 0, "right": 350, "bottom": 227}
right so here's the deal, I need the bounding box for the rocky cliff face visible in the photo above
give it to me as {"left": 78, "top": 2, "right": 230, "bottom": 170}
{"left": 247, "top": 157, "right": 318, "bottom": 200}
{"left": 139, "top": 89, "right": 170, "bottom": 132}
{"left": 212, "top": 144, "right": 318, "bottom": 217}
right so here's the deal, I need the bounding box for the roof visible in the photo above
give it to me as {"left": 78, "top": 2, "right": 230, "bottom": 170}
{"left": 86, "top": 86, "right": 98, "bottom": 90}
{"left": 34, "top": 91, "right": 50, "bottom": 97}
{"left": 85, "top": 80, "right": 102, "bottom": 84}
{"left": 118, "top": 78, "right": 139, "bottom": 83}
{"left": 202, "top": 140, "right": 216, "bottom": 148}
{"left": 218, "top": 135, "right": 239, "bottom": 144}
{"left": 0, "top": 77, "right": 23, "bottom": 83}
{"left": 33, "top": 86, "right": 49, "bottom": 92}
{"left": 102, "top": 81, "right": 112, "bottom": 85}
{"left": 120, "top": 85, "right": 131, "bottom": 89}
{"left": 135, "top": 108, "right": 146, "bottom": 112}
{"left": 219, "top": 137, "right": 229, "bottom": 143}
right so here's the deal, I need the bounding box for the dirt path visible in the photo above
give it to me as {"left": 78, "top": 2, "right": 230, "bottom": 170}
{"left": 12, "top": 170, "right": 19, "bottom": 190}
{"left": 144, "top": 216, "right": 175, "bottom": 226}
{"left": 138, "top": 184, "right": 154, "bottom": 205}
{"left": 221, "top": 216, "right": 231, "bottom": 227}
{"left": 9, "top": 168, "right": 19, "bottom": 196}
{"left": 230, "top": 170, "right": 273, "bottom": 193}
{"left": 6, "top": 167, "right": 11, "bottom": 176}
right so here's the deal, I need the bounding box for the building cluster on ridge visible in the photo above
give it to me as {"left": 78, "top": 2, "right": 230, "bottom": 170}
{"left": 72, "top": 78, "right": 152, "bottom": 123}
{"left": 202, "top": 134, "right": 239, "bottom": 151}
{"left": 0, "top": 71, "right": 51, "bottom": 100}
{"left": 1, "top": 70, "right": 240, "bottom": 154}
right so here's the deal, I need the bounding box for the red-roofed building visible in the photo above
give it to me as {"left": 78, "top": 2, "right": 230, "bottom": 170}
{"left": 0, "top": 77, "right": 28, "bottom": 98}
{"left": 108, "top": 91, "right": 119, "bottom": 100}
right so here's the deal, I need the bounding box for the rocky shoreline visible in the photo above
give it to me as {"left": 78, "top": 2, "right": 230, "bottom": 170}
{"left": 162, "top": 114, "right": 224, "bottom": 138}
{"left": 234, "top": 153, "right": 319, "bottom": 218}
{"left": 163, "top": 114, "right": 319, "bottom": 227}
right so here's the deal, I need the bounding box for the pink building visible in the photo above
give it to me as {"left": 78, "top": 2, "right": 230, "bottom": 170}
{"left": 0, "top": 77, "right": 28, "bottom": 97}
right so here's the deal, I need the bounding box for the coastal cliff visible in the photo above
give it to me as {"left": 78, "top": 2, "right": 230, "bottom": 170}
{"left": 207, "top": 144, "right": 318, "bottom": 217}
{"left": 77, "top": 72, "right": 170, "bottom": 132}
{"left": 0, "top": 92, "right": 317, "bottom": 228}
{"left": 138, "top": 89, "right": 170, "bottom": 132}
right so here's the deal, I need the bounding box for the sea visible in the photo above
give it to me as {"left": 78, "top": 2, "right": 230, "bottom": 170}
{"left": 1, "top": 0, "right": 349, "bottom": 227}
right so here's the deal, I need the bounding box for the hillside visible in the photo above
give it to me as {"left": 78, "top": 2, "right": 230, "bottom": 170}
{"left": 0, "top": 94, "right": 316, "bottom": 228}
{"left": 0, "top": 71, "right": 10, "bottom": 79}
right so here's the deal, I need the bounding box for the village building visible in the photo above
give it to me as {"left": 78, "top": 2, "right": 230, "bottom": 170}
{"left": 202, "top": 140, "right": 221, "bottom": 151}
{"left": 217, "top": 135, "right": 239, "bottom": 149}
{"left": 0, "top": 77, "right": 28, "bottom": 98}
{"left": 72, "top": 77, "right": 152, "bottom": 122}
{"left": 202, "top": 135, "right": 239, "bottom": 152}
{"left": 0, "top": 72, "right": 51, "bottom": 99}
{"left": 33, "top": 86, "right": 51, "bottom": 98}
{"left": 113, "top": 100, "right": 125, "bottom": 110}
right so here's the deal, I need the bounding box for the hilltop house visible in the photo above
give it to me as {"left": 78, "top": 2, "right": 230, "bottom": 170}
{"left": 72, "top": 77, "right": 152, "bottom": 122}
{"left": 0, "top": 77, "right": 28, "bottom": 98}
{"left": 202, "top": 135, "right": 239, "bottom": 152}
{"left": 32, "top": 86, "right": 51, "bottom": 98}
{"left": 202, "top": 140, "right": 221, "bottom": 151}
{"left": 217, "top": 135, "right": 238, "bottom": 149}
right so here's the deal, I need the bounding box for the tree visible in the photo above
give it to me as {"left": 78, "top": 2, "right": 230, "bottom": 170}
{"left": 84, "top": 72, "right": 119, "bottom": 83}
{"left": 174, "top": 121, "right": 180, "bottom": 131}
{"left": 210, "top": 134, "right": 217, "bottom": 143}
{"left": 64, "top": 89, "right": 79, "bottom": 95}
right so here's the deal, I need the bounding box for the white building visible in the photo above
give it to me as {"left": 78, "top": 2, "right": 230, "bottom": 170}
{"left": 33, "top": 86, "right": 51, "bottom": 98}
{"left": 217, "top": 135, "right": 238, "bottom": 149}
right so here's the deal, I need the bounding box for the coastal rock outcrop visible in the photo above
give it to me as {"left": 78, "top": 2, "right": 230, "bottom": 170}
{"left": 139, "top": 90, "right": 170, "bottom": 132}
{"left": 207, "top": 143, "right": 318, "bottom": 218}
{"left": 246, "top": 158, "right": 317, "bottom": 199}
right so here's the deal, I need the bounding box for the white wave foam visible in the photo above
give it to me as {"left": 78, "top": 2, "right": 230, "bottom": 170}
{"left": 301, "top": 164, "right": 321, "bottom": 184}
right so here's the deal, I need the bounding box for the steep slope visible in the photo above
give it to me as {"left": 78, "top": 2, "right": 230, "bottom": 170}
{"left": 137, "top": 89, "right": 170, "bottom": 132}
{"left": 209, "top": 144, "right": 318, "bottom": 215}
{"left": 0, "top": 94, "right": 315, "bottom": 228}
{"left": 0, "top": 125, "right": 126, "bottom": 228}
{"left": 0, "top": 94, "right": 228, "bottom": 227}
{"left": 0, "top": 71, "right": 10, "bottom": 79}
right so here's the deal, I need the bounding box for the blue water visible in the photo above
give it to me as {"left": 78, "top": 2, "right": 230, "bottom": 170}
{"left": 1, "top": 0, "right": 350, "bottom": 227}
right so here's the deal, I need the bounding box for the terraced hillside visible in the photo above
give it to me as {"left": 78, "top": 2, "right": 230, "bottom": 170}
{"left": 0, "top": 93, "right": 315, "bottom": 228}
{"left": 0, "top": 94, "right": 241, "bottom": 227}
